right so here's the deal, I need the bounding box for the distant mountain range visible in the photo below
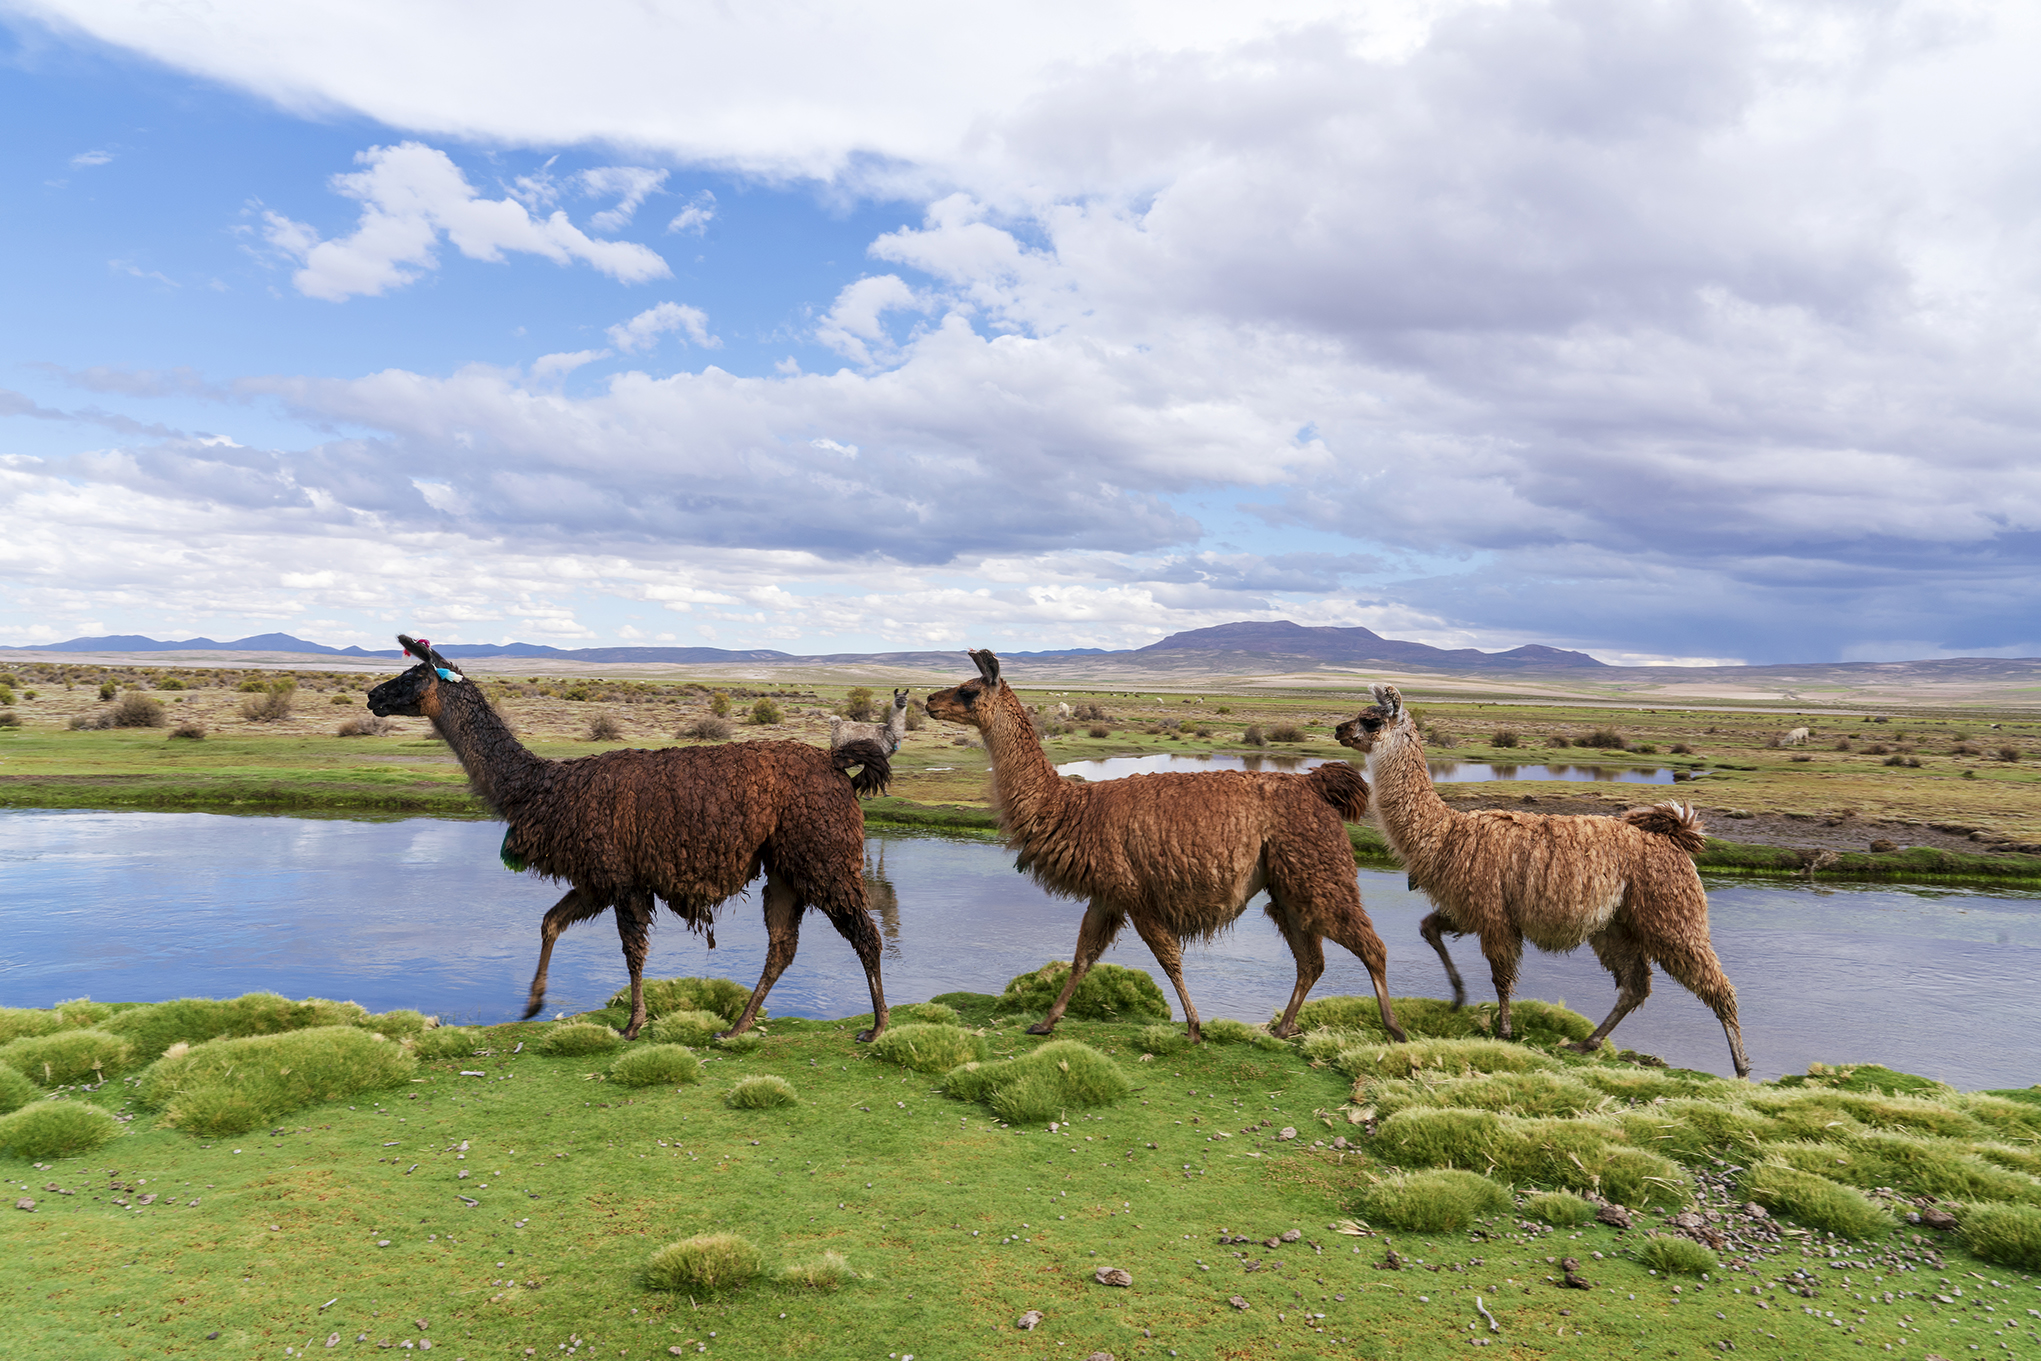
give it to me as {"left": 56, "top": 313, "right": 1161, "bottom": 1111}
{"left": 17, "top": 622, "right": 1603, "bottom": 671}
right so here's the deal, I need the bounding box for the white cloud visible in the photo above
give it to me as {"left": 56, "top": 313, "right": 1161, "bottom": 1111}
{"left": 259, "top": 142, "right": 671, "bottom": 300}
{"left": 577, "top": 166, "right": 668, "bottom": 233}
{"left": 814, "top": 275, "right": 924, "bottom": 366}
{"left": 606, "top": 302, "right": 717, "bottom": 353}
{"left": 667, "top": 190, "right": 715, "bottom": 235}
{"left": 70, "top": 148, "right": 112, "bottom": 167}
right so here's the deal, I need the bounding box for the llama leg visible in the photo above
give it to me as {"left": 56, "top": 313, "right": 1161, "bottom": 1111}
{"left": 524, "top": 886, "right": 608, "bottom": 1019}
{"left": 1029, "top": 900, "right": 1124, "bottom": 1036}
{"left": 1318, "top": 912, "right": 1410, "bottom": 1044}
{"left": 613, "top": 888, "right": 657, "bottom": 1040}
{"left": 1420, "top": 911, "right": 1467, "bottom": 1009}
{"left": 1265, "top": 902, "right": 1328, "bottom": 1040}
{"left": 818, "top": 889, "right": 890, "bottom": 1044}
{"left": 1651, "top": 939, "right": 1750, "bottom": 1079}
{"left": 724, "top": 872, "right": 803, "bottom": 1040}
{"left": 1128, "top": 913, "right": 1202, "bottom": 1043}
{"left": 1480, "top": 931, "right": 1525, "bottom": 1040}
{"left": 1572, "top": 924, "right": 1653, "bottom": 1057}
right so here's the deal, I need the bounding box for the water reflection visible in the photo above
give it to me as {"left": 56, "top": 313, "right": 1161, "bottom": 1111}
{"left": 1055, "top": 753, "right": 1675, "bottom": 784}
{"left": 2, "top": 810, "right": 2036, "bottom": 1088}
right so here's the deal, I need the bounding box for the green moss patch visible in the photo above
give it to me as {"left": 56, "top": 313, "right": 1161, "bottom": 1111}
{"left": 101, "top": 992, "right": 374, "bottom": 1063}
{"left": 997, "top": 962, "right": 1169, "bottom": 1023}
{"left": 609, "top": 1045, "right": 702, "bottom": 1088}
{"left": 943, "top": 1040, "right": 1132, "bottom": 1124}
{"left": 867, "top": 1024, "right": 986, "bottom": 1074}
{"left": 135, "top": 1026, "right": 417, "bottom": 1136}
{"left": 643, "top": 1010, "right": 729, "bottom": 1046}
{"left": 535, "top": 1022, "right": 622, "bottom": 1057}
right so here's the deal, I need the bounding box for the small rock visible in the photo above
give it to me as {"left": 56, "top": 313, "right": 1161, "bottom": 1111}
{"left": 1380, "top": 1249, "right": 1403, "bottom": 1271}
{"left": 414, "top": 1320, "right": 429, "bottom": 1332}
{"left": 1331, "top": 1136, "right": 1348, "bottom": 1150}
{"left": 13, "top": 1199, "right": 32, "bottom": 1212}
{"left": 1016, "top": 1309, "right": 1044, "bottom": 1331}
{"left": 1560, "top": 1257, "right": 1592, "bottom": 1289}
{"left": 1094, "top": 1267, "right": 1133, "bottom": 1288}
{"left": 1228, "top": 1295, "right": 1250, "bottom": 1311}
{"left": 207, "top": 1332, "right": 221, "bottom": 1340}
{"left": 1084, "top": 1353, "right": 1114, "bottom": 1361}
{"left": 1743, "top": 1202, "right": 1768, "bottom": 1219}
{"left": 327, "top": 1335, "right": 340, "bottom": 1350}
{"left": 1264, "top": 1237, "right": 1281, "bottom": 1249}
{"left": 1920, "top": 1207, "right": 1958, "bottom": 1231}
{"left": 1279, "top": 1229, "right": 1301, "bottom": 1242}
{"left": 1595, "top": 1203, "right": 1633, "bottom": 1230}
{"left": 1869, "top": 838, "right": 1897, "bottom": 852}
{"left": 669, "top": 1349, "right": 686, "bottom": 1357}
{"left": 1277, "top": 1127, "right": 1297, "bottom": 1141}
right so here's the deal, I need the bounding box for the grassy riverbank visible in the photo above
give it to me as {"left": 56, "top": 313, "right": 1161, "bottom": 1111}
{"left": 6, "top": 982, "right": 2040, "bottom": 1360}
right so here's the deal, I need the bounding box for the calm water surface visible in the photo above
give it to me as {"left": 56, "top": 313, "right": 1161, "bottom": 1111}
{"left": 2, "top": 810, "right": 2033, "bottom": 1088}
{"left": 1055, "top": 753, "right": 1676, "bottom": 784}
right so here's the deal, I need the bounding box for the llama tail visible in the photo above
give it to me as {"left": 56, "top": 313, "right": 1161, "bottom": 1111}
{"left": 833, "top": 737, "right": 892, "bottom": 798}
{"left": 1307, "top": 760, "right": 1371, "bottom": 821}
{"left": 1621, "top": 800, "right": 1707, "bottom": 854}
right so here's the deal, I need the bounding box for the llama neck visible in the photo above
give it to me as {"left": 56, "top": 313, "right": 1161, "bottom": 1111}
{"left": 1368, "top": 725, "right": 1457, "bottom": 864}
{"left": 886, "top": 704, "right": 908, "bottom": 745}
{"left": 430, "top": 679, "right": 550, "bottom": 816}
{"left": 977, "top": 687, "right": 1079, "bottom": 841}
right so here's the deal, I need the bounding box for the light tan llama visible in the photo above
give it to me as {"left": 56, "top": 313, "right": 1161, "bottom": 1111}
{"left": 1336, "top": 683, "right": 1750, "bottom": 1077}
{"left": 926, "top": 649, "right": 1407, "bottom": 1042}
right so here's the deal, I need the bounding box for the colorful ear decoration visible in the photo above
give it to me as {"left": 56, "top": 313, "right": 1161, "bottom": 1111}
{"left": 397, "top": 633, "right": 465, "bottom": 682}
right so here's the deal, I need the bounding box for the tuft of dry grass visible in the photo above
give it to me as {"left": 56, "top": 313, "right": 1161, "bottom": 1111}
{"left": 682, "top": 715, "right": 734, "bottom": 741}
{"left": 778, "top": 1250, "right": 860, "bottom": 1290}
{"left": 586, "top": 713, "right": 624, "bottom": 741}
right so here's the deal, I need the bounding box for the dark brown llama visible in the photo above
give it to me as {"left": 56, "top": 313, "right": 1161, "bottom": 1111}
{"left": 926, "top": 649, "right": 1407, "bottom": 1042}
{"left": 367, "top": 635, "right": 893, "bottom": 1041}
{"left": 1337, "top": 683, "right": 1750, "bottom": 1077}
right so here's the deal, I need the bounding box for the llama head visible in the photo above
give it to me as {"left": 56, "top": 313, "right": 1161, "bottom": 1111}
{"left": 1334, "top": 682, "right": 1410, "bottom": 754}
{"left": 892, "top": 688, "right": 910, "bottom": 712}
{"left": 367, "top": 634, "right": 467, "bottom": 718}
{"left": 924, "top": 649, "right": 1004, "bottom": 728}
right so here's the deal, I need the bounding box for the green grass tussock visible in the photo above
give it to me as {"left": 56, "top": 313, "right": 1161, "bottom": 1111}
{"left": 609, "top": 1044, "right": 702, "bottom": 1088}
{"left": 892, "top": 1001, "right": 962, "bottom": 1026}
{"left": 410, "top": 1026, "right": 484, "bottom": 1061}
{"left": 1959, "top": 1094, "right": 2041, "bottom": 1141}
{"left": 867, "top": 1024, "right": 986, "bottom": 1074}
{"left": 0, "top": 1065, "right": 42, "bottom": 1114}
{"left": 997, "top": 961, "right": 1170, "bottom": 1023}
{"left": 362, "top": 1009, "right": 432, "bottom": 1038}
{"left": 1371, "top": 1105, "right": 1504, "bottom": 1169}
{"left": 1357, "top": 1169, "right": 1510, "bottom": 1232}
{"left": 1137, "top": 1023, "right": 1189, "bottom": 1055}
{"left": 1738, "top": 1162, "right": 1895, "bottom": 1240}
{"left": 0, "top": 1101, "right": 121, "bottom": 1159}
{"left": 1829, "top": 1132, "right": 2041, "bottom": 1205}
{"left": 1292, "top": 995, "right": 1593, "bottom": 1046}
{"left": 1339, "top": 1036, "right": 1560, "bottom": 1083}
{"left": 1637, "top": 1234, "right": 1718, "bottom": 1275}
{"left": 1971, "top": 1142, "right": 2041, "bottom": 1177}
{"left": 0, "top": 1006, "right": 84, "bottom": 1046}
{"left": 1774, "top": 1062, "right": 1952, "bottom": 1099}
{"left": 1574, "top": 1065, "right": 1733, "bottom": 1102}
{"left": 535, "top": 1022, "right": 622, "bottom": 1057}
{"left": 616, "top": 977, "right": 755, "bottom": 1026}
{"left": 0, "top": 1029, "right": 133, "bottom": 1086}
{"left": 643, "top": 1011, "right": 728, "bottom": 1046}
{"left": 777, "top": 1250, "right": 860, "bottom": 1291}
{"left": 643, "top": 1233, "right": 764, "bottom": 1292}
{"left": 726, "top": 1075, "right": 796, "bottom": 1109}
{"left": 136, "top": 1026, "right": 418, "bottom": 1136}
{"left": 1522, "top": 1191, "right": 1596, "bottom": 1226}
{"left": 1960, "top": 1202, "right": 2041, "bottom": 1271}
{"left": 1199, "top": 1018, "right": 1287, "bottom": 1051}
{"left": 101, "top": 993, "right": 372, "bottom": 1063}
{"left": 1376, "top": 1069, "right": 1607, "bottom": 1120}
{"left": 941, "top": 1040, "right": 1132, "bottom": 1123}
{"left": 713, "top": 1031, "right": 764, "bottom": 1054}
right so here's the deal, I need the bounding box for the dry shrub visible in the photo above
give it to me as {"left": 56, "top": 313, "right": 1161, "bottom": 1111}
{"left": 0, "top": 1102, "right": 121, "bottom": 1159}
{"left": 0, "top": 711, "right": 19, "bottom": 728}
{"left": 683, "top": 715, "right": 734, "bottom": 741}
{"left": 586, "top": 713, "right": 625, "bottom": 741}
{"left": 644, "top": 1233, "right": 763, "bottom": 1292}
{"left": 1491, "top": 730, "right": 1520, "bottom": 748}
{"left": 1267, "top": 723, "right": 1305, "bottom": 743}
{"left": 169, "top": 720, "right": 206, "bottom": 740}
{"left": 1577, "top": 728, "right": 1627, "bottom": 749}
{"left": 748, "top": 697, "right": 782, "bottom": 725}
{"left": 239, "top": 680, "right": 296, "bottom": 722}
{"left": 336, "top": 715, "right": 393, "bottom": 737}
{"left": 1998, "top": 745, "right": 2023, "bottom": 762}
{"left": 1241, "top": 724, "right": 1267, "bottom": 747}
{"left": 1087, "top": 724, "right": 1111, "bottom": 738}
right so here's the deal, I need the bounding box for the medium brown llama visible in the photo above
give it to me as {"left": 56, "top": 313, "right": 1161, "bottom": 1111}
{"left": 367, "top": 635, "right": 893, "bottom": 1041}
{"left": 926, "top": 650, "right": 1407, "bottom": 1042}
{"left": 1337, "top": 683, "right": 1750, "bottom": 1077}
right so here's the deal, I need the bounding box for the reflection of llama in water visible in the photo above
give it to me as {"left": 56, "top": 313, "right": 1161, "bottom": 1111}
{"left": 863, "top": 845, "right": 902, "bottom": 958}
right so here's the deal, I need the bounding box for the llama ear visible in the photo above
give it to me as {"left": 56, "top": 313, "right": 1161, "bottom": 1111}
{"left": 1371, "top": 682, "right": 1403, "bottom": 717}
{"left": 969, "top": 649, "right": 1002, "bottom": 684}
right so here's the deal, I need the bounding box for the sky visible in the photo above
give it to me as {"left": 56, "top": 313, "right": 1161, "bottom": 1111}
{"left": 2, "top": 1, "right": 2039, "bottom": 665}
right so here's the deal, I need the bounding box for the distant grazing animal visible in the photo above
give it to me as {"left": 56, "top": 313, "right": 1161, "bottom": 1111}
{"left": 830, "top": 688, "right": 909, "bottom": 757}
{"left": 1782, "top": 727, "right": 1810, "bottom": 746}
{"left": 367, "top": 635, "right": 894, "bottom": 1041}
{"left": 1338, "top": 683, "right": 1749, "bottom": 1076}
{"left": 927, "top": 649, "right": 1406, "bottom": 1042}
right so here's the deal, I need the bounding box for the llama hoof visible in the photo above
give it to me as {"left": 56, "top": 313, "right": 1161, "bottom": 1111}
{"left": 1386, "top": 1026, "right": 1410, "bottom": 1044}
{"left": 854, "top": 1028, "right": 879, "bottom": 1043}
{"left": 1269, "top": 1022, "right": 1298, "bottom": 1040}
{"left": 1026, "top": 1021, "right": 1057, "bottom": 1036}
{"left": 1562, "top": 1039, "right": 1602, "bottom": 1054}
{"left": 520, "top": 998, "right": 545, "bottom": 1020}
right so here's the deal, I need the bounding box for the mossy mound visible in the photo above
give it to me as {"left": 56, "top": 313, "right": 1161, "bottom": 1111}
{"left": 0, "top": 1101, "right": 121, "bottom": 1159}
{"left": 1357, "top": 1169, "right": 1511, "bottom": 1231}
{"left": 610, "top": 1044, "right": 702, "bottom": 1087}
{"left": 1200, "top": 1019, "right": 1287, "bottom": 1051}
{"left": 1317, "top": 1034, "right": 1560, "bottom": 1081}
{"left": 136, "top": 1026, "right": 417, "bottom": 1136}
{"left": 1137, "top": 1023, "right": 1189, "bottom": 1055}
{"left": 1522, "top": 1191, "right": 1596, "bottom": 1226}
{"left": 643, "top": 1011, "right": 727, "bottom": 1046}
{"left": 0, "top": 1065, "right": 42, "bottom": 1114}
{"left": 1637, "top": 1234, "right": 1717, "bottom": 1275}
{"left": 893, "top": 1001, "right": 962, "bottom": 1026}
{"left": 996, "top": 962, "right": 1169, "bottom": 1023}
{"left": 1737, "top": 1162, "right": 1894, "bottom": 1239}
{"left": 726, "top": 1075, "right": 795, "bottom": 1109}
{"left": 0, "top": 1029, "right": 134, "bottom": 1086}
{"left": 778, "top": 1250, "right": 860, "bottom": 1290}
{"left": 868, "top": 1024, "right": 986, "bottom": 1074}
{"left": 536, "top": 1022, "right": 622, "bottom": 1057}
{"left": 617, "top": 977, "right": 756, "bottom": 1026}
{"left": 411, "top": 1026, "right": 485, "bottom": 1061}
{"left": 1773, "top": 1062, "right": 1953, "bottom": 1098}
{"left": 942, "top": 1040, "right": 1131, "bottom": 1123}
{"left": 1961, "top": 1202, "right": 2041, "bottom": 1270}
{"left": 101, "top": 993, "right": 377, "bottom": 1064}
